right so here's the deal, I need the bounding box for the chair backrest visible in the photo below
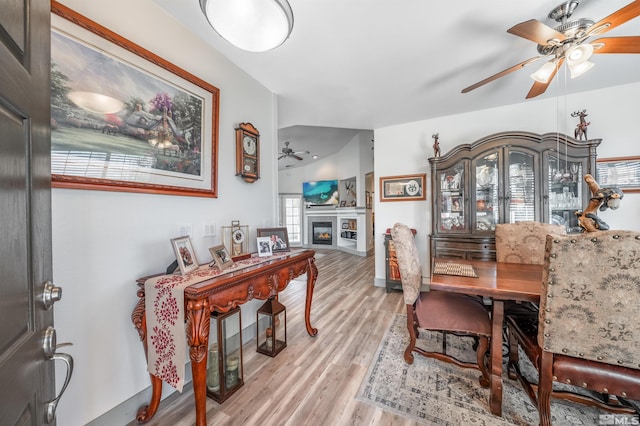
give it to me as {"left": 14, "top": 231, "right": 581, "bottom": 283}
{"left": 495, "top": 221, "right": 566, "bottom": 264}
{"left": 390, "top": 223, "right": 422, "bottom": 305}
{"left": 538, "top": 230, "right": 640, "bottom": 369}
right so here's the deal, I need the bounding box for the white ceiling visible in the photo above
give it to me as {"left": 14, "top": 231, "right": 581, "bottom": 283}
{"left": 152, "top": 0, "right": 640, "bottom": 169}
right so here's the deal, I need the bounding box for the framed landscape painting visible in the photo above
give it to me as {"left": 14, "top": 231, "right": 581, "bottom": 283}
{"left": 50, "top": 1, "right": 219, "bottom": 197}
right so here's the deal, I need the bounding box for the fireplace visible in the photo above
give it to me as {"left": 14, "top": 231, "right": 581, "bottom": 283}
{"left": 312, "top": 222, "right": 333, "bottom": 245}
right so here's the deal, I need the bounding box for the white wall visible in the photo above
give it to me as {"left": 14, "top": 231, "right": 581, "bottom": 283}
{"left": 52, "top": 1, "right": 278, "bottom": 424}
{"left": 373, "top": 82, "right": 640, "bottom": 284}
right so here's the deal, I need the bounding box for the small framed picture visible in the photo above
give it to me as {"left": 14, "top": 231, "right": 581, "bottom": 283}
{"left": 339, "top": 200, "right": 347, "bottom": 207}
{"left": 208, "top": 244, "right": 234, "bottom": 270}
{"left": 257, "top": 237, "right": 272, "bottom": 257}
{"left": 256, "top": 227, "right": 290, "bottom": 253}
{"left": 171, "top": 236, "right": 199, "bottom": 274}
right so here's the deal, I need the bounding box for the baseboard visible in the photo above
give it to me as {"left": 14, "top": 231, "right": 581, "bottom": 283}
{"left": 88, "top": 326, "right": 258, "bottom": 425}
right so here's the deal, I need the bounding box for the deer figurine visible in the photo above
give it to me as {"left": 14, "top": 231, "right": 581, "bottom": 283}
{"left": 571, "top": 110, "right": 590, "bottom": 140}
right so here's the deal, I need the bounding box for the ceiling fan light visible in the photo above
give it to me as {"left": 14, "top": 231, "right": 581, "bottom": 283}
{"left": 200, "top": 0, "right": 294, "bottom": 52}
{"left": 530, "top": 61, "right": 557, "bottom": 83}
{"left": 569, "top": 60, "right": 595, "bottom": 79}
{"left": 566, "top": 44, "right": 594, "bottom": 65}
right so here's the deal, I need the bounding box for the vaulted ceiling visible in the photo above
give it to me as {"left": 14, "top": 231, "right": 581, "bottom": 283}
{"left": 153, "top": 0, "right": 640, "bottom": 169}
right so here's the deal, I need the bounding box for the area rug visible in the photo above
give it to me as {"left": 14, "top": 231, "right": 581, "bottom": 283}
{"left": 356, "top": 313, "right": 612, "bottom": 425}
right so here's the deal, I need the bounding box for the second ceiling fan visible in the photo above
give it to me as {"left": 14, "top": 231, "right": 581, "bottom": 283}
{"left": 278, "top": 141, "right": 310, "bottom": 161}
{"left": 462, "top": 0, "right": 640, "bottom": 99}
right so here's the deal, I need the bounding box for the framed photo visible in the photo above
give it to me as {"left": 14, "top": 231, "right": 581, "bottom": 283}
{"left": 257, "top": 227, "right": 290, "bottom": 253}
{"left": 171, "top": 236, "right": 199, "bottom": 274}
{"left": 596, "top": 156, "right": 640, "bottom": 193}
{"left": 379, "top": 173, "right": 426, "bottom": 201}
{"left": 339, "top": 201, "right": 347, "bottom": 207}
{"left": 208, "top": 244, "right": 234, "bottom": 271}
{"left": 257, "top": 237, "right": 272, "bottom": 257}
{"left": 50, "top": 2, "right": 219, "bottom": 197}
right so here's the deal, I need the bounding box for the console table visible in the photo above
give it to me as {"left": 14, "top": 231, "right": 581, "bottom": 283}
{"left": 131, "top": 249, "right": 318, "bottom": 425}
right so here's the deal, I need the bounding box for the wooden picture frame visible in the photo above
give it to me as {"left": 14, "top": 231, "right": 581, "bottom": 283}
{"left": 171, "top": 236, "right": 199, "bottom": 274}
{"left": 379, "top": 173, "right": 426, "bottom": 201}
{"left": 256, "top": 227, "right": 290, "bottom": 253}
{"left": 208, "top": 244, "right": 234, "bottom": 271}
{"left": 596, "top": 156, "right": 640, "bottom": 193}
{"left": 257, "top": 237, "right": 272, "bottom": 257}
{"left": 50, "top": 2, "right": 219, "bottom": 197}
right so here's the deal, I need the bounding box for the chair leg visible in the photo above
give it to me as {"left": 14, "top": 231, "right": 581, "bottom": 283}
{"left": 538, "top": 352, "right": 554, "bottom": 426}
{"left": 507, "top": 326, "right": 519, "bottom": 380}
{"left": 476, "top": 335, "right": 490, "bottom": 388}
{"left": 404, "top": 305, "right": 417, "bottom": 364}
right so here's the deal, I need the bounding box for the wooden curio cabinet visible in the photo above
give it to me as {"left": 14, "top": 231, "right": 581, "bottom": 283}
{"left": 429, "top": 131, "right": 600, "bottom": 260}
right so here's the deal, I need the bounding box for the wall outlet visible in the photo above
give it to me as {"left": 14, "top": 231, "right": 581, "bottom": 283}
{"left": 179, "top": 223, "right": 192, "bottom": 237}
{"left": 203, "top": 223, "right": 216, "bottom": 237}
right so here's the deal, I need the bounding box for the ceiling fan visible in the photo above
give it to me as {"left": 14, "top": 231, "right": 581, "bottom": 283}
{"left": 278, "top": 141, "right": 310, "bottom": 161}
{"left": 462, "top": 0, "right": 640, "bottom": 99}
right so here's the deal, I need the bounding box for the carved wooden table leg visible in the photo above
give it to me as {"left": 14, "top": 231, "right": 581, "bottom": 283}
{"left": 305, "top": 257, "right": 319, "bottom": 337}
{"left": 186, "top": 298, "right": 210, "bottom": 426}
{"left": 131, "top": 291, "right": 163, "bottom": 424}
{"left": 489, "top": 299, "right": 504, "bottom": 416}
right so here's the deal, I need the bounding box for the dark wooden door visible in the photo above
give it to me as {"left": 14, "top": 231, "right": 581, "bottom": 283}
{"left": 0, "top": 0, "right": 57, "bottom": 424}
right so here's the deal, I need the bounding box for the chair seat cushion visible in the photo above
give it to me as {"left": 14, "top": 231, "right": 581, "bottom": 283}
{"left": 507, "top": 314, "right": 640, "bottom": 399}
{"left": 416, "top": 291, "right": 491, "bottom": 336}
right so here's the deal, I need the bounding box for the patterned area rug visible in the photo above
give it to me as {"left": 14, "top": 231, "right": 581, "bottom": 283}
{"left": 356, "top": 313, "right": 612, "bottom": 425}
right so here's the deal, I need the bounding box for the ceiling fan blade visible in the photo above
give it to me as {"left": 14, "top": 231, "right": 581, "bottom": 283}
{"left": 292, "top": 154, "right": 303, "bottom": 161}
{"left": 462, "top": 56, "right": 542, "bottom": 93}
{"left": 278, "top": 154, "right": 286, "bottom": 160}
{"left": 588, "top": 0, "right": 640, "bottom": 36}
{"left": 525, "top": 58, "right": 564, "bottom": 99}
{"left": 592, "top": 36, "right": 640, "bottom": 53}
{"left": 293, "top": 150, "right": 310, "bottom": 155}
{"left": 507, "top": 19, "right": 567, "bottom": 45}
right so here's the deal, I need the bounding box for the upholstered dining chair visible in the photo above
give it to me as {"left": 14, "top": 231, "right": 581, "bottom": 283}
{"left": 506, "top": 230, "right": 640, "bottom": 426}
{"left": 391, "top": 223, "right": 492, "bottom": 386}
{"left": 495, "top": 221, "right": 566, "bottom": 265}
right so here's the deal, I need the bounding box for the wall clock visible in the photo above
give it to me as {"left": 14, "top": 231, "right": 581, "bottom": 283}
{"left": 235, "top": 122, "right": 260, "bottom": 183}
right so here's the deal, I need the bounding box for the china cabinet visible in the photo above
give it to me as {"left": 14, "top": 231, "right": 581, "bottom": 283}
{"left": 429, "top": 131, "right": 600, "bottom": 260}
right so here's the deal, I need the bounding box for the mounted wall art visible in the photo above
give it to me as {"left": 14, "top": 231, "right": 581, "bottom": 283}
{"left": 379, "top": 173, "right": 426, "bottom": 202}
{"left": 51, "top": 1, "right": 219, "bottom": 197}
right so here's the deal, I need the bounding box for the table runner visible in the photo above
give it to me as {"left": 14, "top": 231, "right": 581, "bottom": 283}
{"left": 144, "top": 251, "right": 296, "bottom": 391}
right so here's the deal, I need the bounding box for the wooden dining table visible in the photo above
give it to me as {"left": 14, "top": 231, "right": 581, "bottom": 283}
{"left": 429, "top": 257, "right": 543, "bottom": 417}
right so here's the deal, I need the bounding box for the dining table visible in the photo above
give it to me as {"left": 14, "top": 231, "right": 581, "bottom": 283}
{"left": 429, "top": 257, "right": 543, "bottom": 417}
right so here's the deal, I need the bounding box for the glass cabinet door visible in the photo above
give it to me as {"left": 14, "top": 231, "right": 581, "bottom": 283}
{"left": 474, "top": 152, "right": 499, "bottom": 232}
{"left": 548, "top": 155, "right": 583, "bottom": 232}
{"left": 438, "top": 163, "right": 466, "bottom": 232}
{"left": 506, "top": 149, "right": 536, "bottom": 223}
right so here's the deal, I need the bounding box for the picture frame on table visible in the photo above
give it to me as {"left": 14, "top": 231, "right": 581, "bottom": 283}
{"left": 171, "top": 236, "right": 199, "bottom": 274}
{"left": 50, "top": 2, "right": 219, "bottom": 198}
{"left": 208, "top": 244, "right": 234, "bottom": 270}
{"left": 257, "top": 237, "right": 272, "bottom": 257}
{"left": 596, "top": 156, "right": 640, "bottom": 193}
{"left": 379, "top": 173, "right": 426, "bottom": 202}
{"left": 256, "top": 227, "right": 290, "bottom": 253}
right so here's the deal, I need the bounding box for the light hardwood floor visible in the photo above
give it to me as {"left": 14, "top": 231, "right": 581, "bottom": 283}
{"left": 129, "top": 249, "right": 425, "bottom": 426}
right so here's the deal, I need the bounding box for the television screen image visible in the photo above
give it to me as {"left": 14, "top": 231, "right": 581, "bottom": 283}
{"left": 303, "top": 180, "right": 339, "bottom": 205}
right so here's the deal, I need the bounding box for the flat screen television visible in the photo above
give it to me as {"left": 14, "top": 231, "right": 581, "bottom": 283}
{"left": 302, "top": 180, "right": 339, "bottom": 206}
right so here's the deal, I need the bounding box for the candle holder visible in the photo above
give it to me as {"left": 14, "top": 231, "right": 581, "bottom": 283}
{"left": 256, "top": 298, "right": 286, "bottom": 357}
{"left": 206, "top": 306, "right": 243, "bottom": 403}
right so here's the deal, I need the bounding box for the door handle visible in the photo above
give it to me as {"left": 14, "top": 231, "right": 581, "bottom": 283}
{"left": 43, "top": 326, "right": 74, "bottom": 424}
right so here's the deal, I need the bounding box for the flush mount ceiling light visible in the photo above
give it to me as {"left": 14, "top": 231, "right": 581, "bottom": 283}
{"left": 200, "top": 0, "right": 294, "bottom": 52}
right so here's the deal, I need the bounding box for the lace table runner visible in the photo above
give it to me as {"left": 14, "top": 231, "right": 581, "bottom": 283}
{"left": 433, "top": 262, "right": 478, "bottom": 278}
{"left": 144, "top": 251, "right": 296, "bottom": 391}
